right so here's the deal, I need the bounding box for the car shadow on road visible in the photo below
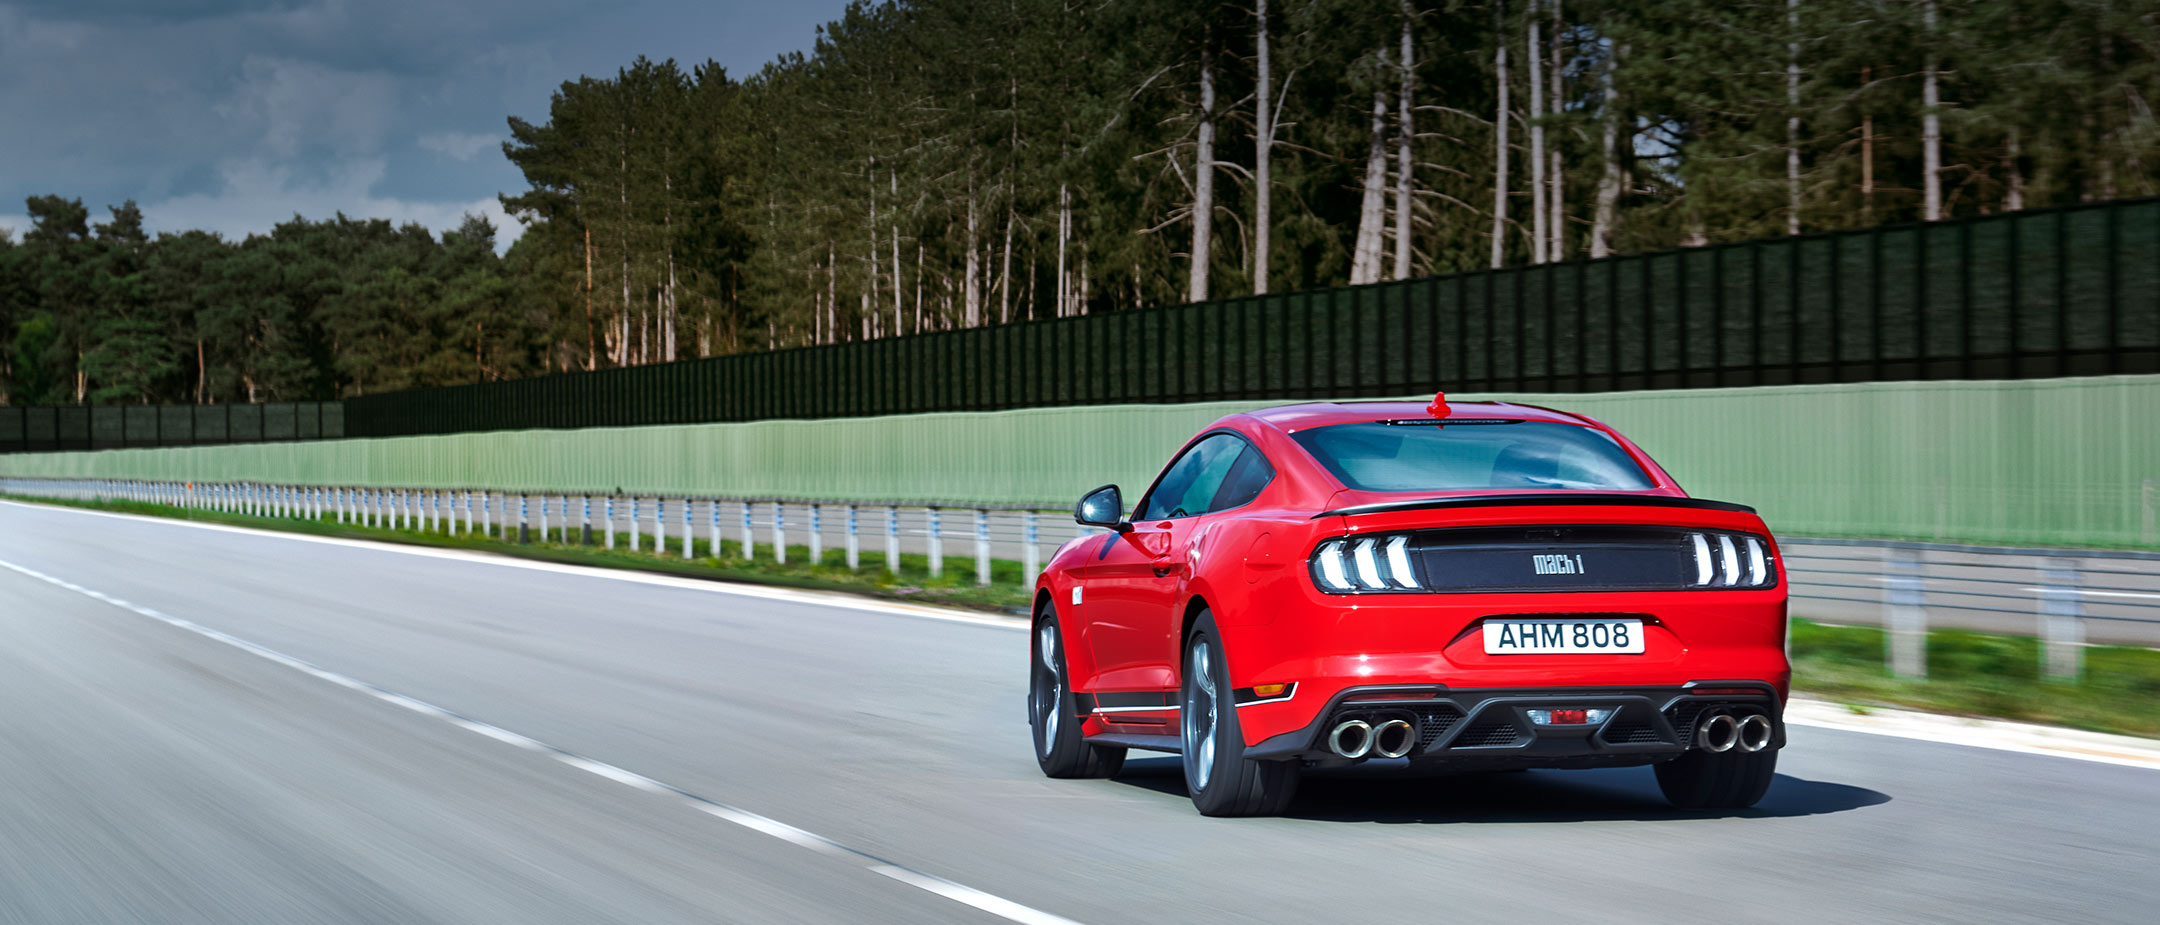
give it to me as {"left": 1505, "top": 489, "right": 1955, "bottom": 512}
{"left": 1110, "top": 756, "right": 1888, "bottom": 823}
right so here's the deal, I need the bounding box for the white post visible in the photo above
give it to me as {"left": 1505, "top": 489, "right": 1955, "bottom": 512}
{"left": 1023, "top": 511, "right": 1041, "bottom": 583}
{"left": 1885, "top": 546, "right": 1927, "bottom": 679}
{"left": 772, "top": 502, "right": 787, "bottom": 564}
{"left": 740, "top": 501, "right": 754, "bottom": 558}
{"left": 2040, "top": 557, "right": 2085, "bottom": 681}
{"left": 682, "top": 498, "right": 692, "bottom": 559}
{"left": 583, "top": 495, "right": 593, "bottom": 546}
{"left": 709, "top": 499, "right": 721, "bottom": 559}
{"left": 846, "top": 504, "right": 861, "bottom": 570}
{"left": 885, "top": 506, "right": 900, "bottom": 574}
{"left": 654, "top": 497, "right": 666, "bottom": 553}
{"left": 538, "top": 494, "right": 549, "bottom": 543}
{"left": 630, "top": 498, "right": 641, "bottom": 552}
{"left": 975, "top": 508, "right": 991, "bottom": 586}
{"left": 606, "top": 496, "right": 617, "bottom": 550}
{"left": 927, "top": 508, "right": 944, "bottom": 578}
{"left": 809, "top": 504, "right": 824, "bottom": 565}
{"left": 480, "top": 492, "right": 492, "bottom": 537}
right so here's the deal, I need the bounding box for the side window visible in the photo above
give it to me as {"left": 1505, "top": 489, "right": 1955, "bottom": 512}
{"left": 1208, "top": 446, "right": 1275, "bottom": 512}
{"left": 1139, "top": 434, "right": 1246, "bottom": 521}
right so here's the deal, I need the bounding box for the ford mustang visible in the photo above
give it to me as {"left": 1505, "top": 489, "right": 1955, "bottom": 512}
{"left": 1028, "top": 395, "right": 1788, "bottom": 816}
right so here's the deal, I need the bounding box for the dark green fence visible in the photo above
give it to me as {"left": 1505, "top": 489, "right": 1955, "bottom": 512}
{"left": 5, "top": 196, "right": 2157, "bottom": 452}
{"left": 0, "top": 403, "right": 342, "bottom": 453}
{"left": 345, "top": 197, "right": 2158, "bottom": 437}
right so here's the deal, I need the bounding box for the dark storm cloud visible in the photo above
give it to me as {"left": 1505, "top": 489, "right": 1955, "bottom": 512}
{"left": 0, "top": 0, "right": 844, "bottom": 249}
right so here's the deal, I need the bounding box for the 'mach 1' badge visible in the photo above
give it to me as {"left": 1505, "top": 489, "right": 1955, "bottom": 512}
{"left": 1531, "top": 553, "right": 1586, "bottom": 576}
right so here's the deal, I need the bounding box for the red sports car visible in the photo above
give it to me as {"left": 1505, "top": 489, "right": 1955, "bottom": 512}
{"left": 1029, "top": 395, "right": 1788, "bottom": 816}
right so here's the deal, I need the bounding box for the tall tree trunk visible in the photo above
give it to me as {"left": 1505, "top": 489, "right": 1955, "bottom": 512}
{"left": 1862, "top": 65, "right": 1875, "bottom": 221}
{"left": 1549, "top": 0, "right": 1565, "bottom": 260}
{"left": 1492, "top": 0, "right": 1511, "bottom": 268}
{"left": 1922, "top": 0, "right": 1941, "bottom": 220}
{"left": 1591, "top": 39, "right": 1620, "bottom": 258}
{"left": 1393, "top": 2, "right": 1415, "bottom": 280}
{"left": 2005, "top": 130, "right": 2024, "bottom": 211}
{"left": 964, "top": 177, "right": 981, "bottom": 326}
{"left": 1255, "top": 0, "right": 1275, "bottom": 295}
{"left": 663, "top": 148, "right": 677, "bottom": 363}
{"left": 914, "top": 243, "right": 924, "bottom": 333}
{"left": 1056, "top": 183, "right": 1071, "bottom": 316}
{"left": 1786, "top": 0, "right": 1802, "bottom": 235}
{"left": 827, "top": 245, "right": 837, "bottom": 344}
{"left": 999, "top": 210, "right": 1014, "bottom": 324}
{"left": 890, "top": 170, "right": 902, "bottom": 334}
{"left": 1190, "top": 44, "right": 1217, "bottom": 303}
{"left": 1528, "top": 0, "right": 1548, "bottom": 264}
{"left": 1352, "top": 82, "right": 1389, "bottom": 284}
{"left": 583, "top": 225, "right": 595, "bottom": 369}
{"left": 618, "top": 119, "right": 632, "bottom": 367}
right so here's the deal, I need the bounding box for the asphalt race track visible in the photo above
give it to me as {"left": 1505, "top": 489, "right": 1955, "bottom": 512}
{"left": 2, "top": 500, "right": 2155, "bottom": 924}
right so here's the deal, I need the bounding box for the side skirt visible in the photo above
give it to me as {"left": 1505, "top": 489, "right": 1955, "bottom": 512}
{"left": 1084, "top": 732, "right": 1182, "bottom": 753}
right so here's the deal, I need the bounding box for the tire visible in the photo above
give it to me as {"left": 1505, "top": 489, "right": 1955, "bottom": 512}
{"left": 1181, "top": 611, "right": 1300, "bottom": 817}
{"left": 1031, "top": 607, "right": 1125, "bottom": 779}
{"left": 1654, "top": 746, "right": 1777, "bottom": 810}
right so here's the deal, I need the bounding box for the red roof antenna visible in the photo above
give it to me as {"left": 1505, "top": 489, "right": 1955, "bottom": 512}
{"left": 1427, "top": 390, "right": 1452, "bottom": 418}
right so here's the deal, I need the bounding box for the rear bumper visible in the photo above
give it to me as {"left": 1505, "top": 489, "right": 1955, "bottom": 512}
{"left": 1243, "top": 680, "right": 1785, "bottom": 765}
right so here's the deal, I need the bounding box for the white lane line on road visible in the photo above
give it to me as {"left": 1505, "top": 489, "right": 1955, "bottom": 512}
{"left": 870, "top": 866, "right": 1085, "bottom": 925}
{"left": 0, "top": 555, "right": 1084, "bottom": 925}
{"left": 0, "top": 501, "right": 1028, "bottom": 633}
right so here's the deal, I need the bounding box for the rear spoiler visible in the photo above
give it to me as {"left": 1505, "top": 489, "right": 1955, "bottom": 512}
{"left": 1312, "top": 493, "right": 1757, "bottom": 519}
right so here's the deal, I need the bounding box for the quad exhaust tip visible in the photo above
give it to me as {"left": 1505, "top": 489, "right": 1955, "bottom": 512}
{"left": 1328, "top": 720, "right": 1373, "bottom": 758}
{"left": 1696, "top": 714, "right": 1741, "bottom": 753}
{"left": 1737, "top": 714, "right": 1774, "bottom": 753}
{"left": 1696, "top": 713, "right": 1774, "bottom": 753}
{"left": 1372, "top": 720, "right": 1415, "bottom": 759}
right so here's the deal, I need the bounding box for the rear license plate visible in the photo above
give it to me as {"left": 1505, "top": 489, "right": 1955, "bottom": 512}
{"left": 1482, "top": 618, "right": 1645, "bottom": 655}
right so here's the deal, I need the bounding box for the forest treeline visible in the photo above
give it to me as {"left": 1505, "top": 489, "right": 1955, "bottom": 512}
{"left": 5, "top": 0, "right": 2158, "bottom": 405}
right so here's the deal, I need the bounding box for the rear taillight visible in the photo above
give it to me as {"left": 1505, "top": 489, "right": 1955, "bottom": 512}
{"left": 1691, "top": 532, "right": 1774, "bottom": 588}
{"left": 1312, "top": 533, "right": 1423, "bottom": 592}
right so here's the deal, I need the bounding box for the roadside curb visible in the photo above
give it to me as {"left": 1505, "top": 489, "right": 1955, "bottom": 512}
{"left": 1786, "top": 696, "right": 2160, "bottom": 770}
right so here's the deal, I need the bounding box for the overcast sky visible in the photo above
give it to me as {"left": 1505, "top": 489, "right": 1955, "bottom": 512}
{"left": 0, "top": 0, "right": 848, "bottom": 251}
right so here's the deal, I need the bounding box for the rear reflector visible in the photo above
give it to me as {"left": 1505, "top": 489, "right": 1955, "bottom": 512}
{"left": 1526, "top": 708, "right": 1612, "bottom": 725}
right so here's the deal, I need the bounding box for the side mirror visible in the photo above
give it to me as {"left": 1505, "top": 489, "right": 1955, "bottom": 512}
{"left": 1075, "top": 484, "right": 1130, "bottom": 532}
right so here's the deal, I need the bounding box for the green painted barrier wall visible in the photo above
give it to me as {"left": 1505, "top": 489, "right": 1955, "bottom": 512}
{"left": 5, "top": 375, "right": 2156, "bottom": 549}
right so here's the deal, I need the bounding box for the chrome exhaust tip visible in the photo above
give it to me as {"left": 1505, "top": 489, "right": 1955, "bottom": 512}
{"left": 1328, "top": 720, "right": 1373, "bottom": 758}
{"left": 1696, "top": 714, "right": 1740, "bottom": 753}
{"left": 1371, "top": 719, "right": 1415, "bottom": 759}
{"left": 1737, "top": 714, "right": 1774, "bottom": 753}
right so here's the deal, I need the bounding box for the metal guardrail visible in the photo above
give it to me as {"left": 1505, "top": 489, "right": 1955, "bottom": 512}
{"left": 1778, "top": 538, "right": 2160, "bottom": 678}
{"left": 7, "top": 478, "right": 2158, "bottom": 679}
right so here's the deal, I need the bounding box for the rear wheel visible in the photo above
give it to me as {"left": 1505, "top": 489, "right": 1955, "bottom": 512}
{"left": 1654, "top": 747, "right": 1777, "bottom": 809}
{"left": 1031, "top": 607, "right": 1124, "bottom": 778}
{"left": 1181, "top": 612, "right": 1300, "bottom": 817}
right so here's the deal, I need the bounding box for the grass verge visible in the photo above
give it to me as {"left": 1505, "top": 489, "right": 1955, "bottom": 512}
{"left": 1791, "top": 619, "right": 2160, "bottom": 738}
{"left": 10, "top": 494, "right": 2158, "bottom": 738}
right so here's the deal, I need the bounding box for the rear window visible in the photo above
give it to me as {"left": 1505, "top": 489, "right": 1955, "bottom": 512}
{"left": 1290, "top": 421, "right": 1655, "bottom": 493}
